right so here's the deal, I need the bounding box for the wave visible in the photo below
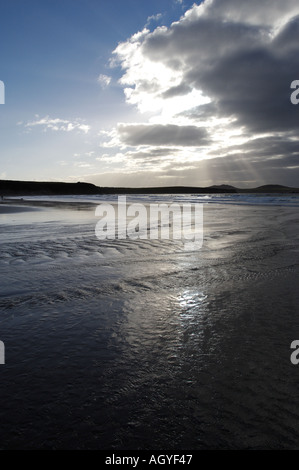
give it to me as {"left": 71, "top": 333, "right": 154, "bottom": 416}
{"left": 8, "top": 192, "right": 299, "bottom": 207}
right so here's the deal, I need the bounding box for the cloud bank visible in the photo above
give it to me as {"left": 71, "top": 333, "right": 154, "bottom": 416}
{"left": 98, "top": 0, "right": 299, "bottom": 187}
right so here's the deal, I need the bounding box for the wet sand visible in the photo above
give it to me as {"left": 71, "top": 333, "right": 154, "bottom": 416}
{"left": 0, "top": 199, "right": 298, "bottom": 449}
{"left": 0, "top": 205, "right": 42, "bottom": 214}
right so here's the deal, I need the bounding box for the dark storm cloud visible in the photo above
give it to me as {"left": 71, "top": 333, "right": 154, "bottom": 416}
{"left": 126, "top": 147, "right": 180, "bottom": 160}
{"left": 141, "top": 2, "right": 299, "bottom": 134}
{"left": 191, "top": 44, "right": 299, "bottom": 133}
{"left": 162, "top": 83, "right": 192, "bottom": 99}
{"left": 117, "top": 123, "right": 208, "bottom": 146}
{"left": 112, "top": 0, "right": 299, "bottom": 186}
{"left": 178, "top": 103, "right": 218, "bottom": 120}
{"left": 203, "top": 0, "right": 299, "bottom": 26}
{"left": 222, "top": 135, "right": 299, "bottom": 160}
{"left": 143, "top": 16, "right": 266, "bottom": 63}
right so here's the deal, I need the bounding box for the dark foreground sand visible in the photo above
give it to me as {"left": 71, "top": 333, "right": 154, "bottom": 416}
{"left": 0, "top": 199, "right": 298, "bottom": 449}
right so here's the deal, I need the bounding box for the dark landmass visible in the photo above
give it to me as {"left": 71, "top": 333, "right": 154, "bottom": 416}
{"left": 0, "top": 179, "right": 299, "bottom": 196}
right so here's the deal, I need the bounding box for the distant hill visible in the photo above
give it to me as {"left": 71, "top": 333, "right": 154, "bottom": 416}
{"left": 0, "top": 179, "right": 298, "bottom": 196}
{"left": 253, "top": 184, "right": 296, "bottom": 192}
{"left": 210, "top": 184, "right": 237, "bottom": 190}
{"left": 0, "top": 180, "right": 102, "bottom": 196}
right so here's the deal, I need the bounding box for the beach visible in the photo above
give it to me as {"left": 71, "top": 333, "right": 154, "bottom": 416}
{"left": 0, "top": 195, "right": 299, "bottom": 449}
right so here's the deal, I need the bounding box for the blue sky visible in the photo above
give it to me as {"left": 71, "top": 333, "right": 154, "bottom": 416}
{"left": 1, "top": 0, "right": 299, "bottom": 188}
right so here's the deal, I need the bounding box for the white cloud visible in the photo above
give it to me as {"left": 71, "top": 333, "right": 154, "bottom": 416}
{"left": 22, "top": 115, "right": 90, "bottom": 133}
{"left": 146, "top": 13, "right": 163, "bottom": 27}
{"left": 74, "top": 161, "right": 94, "bottom": 168}
{"left": 97, "top": 74, "right": 111, "bottom": 88}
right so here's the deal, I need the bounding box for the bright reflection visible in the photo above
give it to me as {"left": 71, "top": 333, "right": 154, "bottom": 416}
{"left": 177, "top": 289, "right": 207, "bottom": 317}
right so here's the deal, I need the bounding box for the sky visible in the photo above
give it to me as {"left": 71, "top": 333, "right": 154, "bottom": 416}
{"left": 1, "top": 0, "right": 299, "bottom": 188}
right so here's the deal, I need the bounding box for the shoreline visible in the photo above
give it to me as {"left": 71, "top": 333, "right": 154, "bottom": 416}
{"left": 1, "top": 192, "right": 299, "bottom": 214}
{"left": 1, "top": 179, "right": 299, "bottom": 198}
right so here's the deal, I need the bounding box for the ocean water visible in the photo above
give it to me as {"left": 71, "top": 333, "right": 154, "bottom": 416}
{"left": 0, "top": 194, "right": 299, "bottom": 449}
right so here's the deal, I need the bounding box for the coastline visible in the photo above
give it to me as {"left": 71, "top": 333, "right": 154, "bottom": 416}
{"left": 1, "top": 179, "right": 299, "bottom": 198}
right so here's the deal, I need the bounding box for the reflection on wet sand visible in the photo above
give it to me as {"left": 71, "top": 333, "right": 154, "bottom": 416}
{"left": 0, "top": 199, "right": 298, "bottom": 449}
